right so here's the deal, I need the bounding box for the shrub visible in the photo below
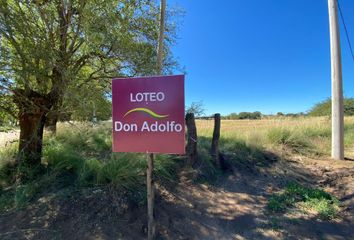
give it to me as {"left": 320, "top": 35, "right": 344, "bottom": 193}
{"left": 309, "top": 98, "right": 354, "bottom": 116}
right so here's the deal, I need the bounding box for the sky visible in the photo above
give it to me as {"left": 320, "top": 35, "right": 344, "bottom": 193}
{"left": 169, "top": 0, "right": 354, "bottom": 115}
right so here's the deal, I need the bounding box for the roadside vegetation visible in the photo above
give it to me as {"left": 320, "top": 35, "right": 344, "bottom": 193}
{"left": 0, "top": 122, "right": 182, "bottom": 211}
{"left": 1, "top": 117, "right": 354, "bottom": 213}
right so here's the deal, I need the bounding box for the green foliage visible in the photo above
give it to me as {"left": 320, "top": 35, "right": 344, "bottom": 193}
{"left": 268, "top": 182, "right": 339, "bottom": 220}
{"left": 0, "top": 92, "right": 17, "bottom": 127}
{"left": 300, "top": 198, "right": 339, "bottom": 220}
{"left": 309, "top": 98, "right": 354, "bottom": 116}
{"left": 0, "top": 0, "right": 179, "bottom": 96}
{"left": 223, "top": 111, "right": 262, "bottom": 120}
{"left": 238, "top": 111, "right": 262, "bottom": 120}
{"left": 0, "top": 0, "right": 181, "bottom": 165}
{"left": 63, "top": 86, "right": 112, "bottom": 122}
{"left": 0, "top": 0, "right": 176, "bottom": 92}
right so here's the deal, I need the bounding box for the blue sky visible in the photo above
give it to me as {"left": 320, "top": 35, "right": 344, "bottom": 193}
{"left": 169, "top": 0, "right": 354, "bottom": 115}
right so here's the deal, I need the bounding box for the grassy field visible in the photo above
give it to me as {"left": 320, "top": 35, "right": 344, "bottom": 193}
{"left": 197, "top": 116, "right": 354, "bottom": 157}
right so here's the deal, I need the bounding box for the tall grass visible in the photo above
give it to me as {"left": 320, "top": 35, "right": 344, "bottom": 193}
{"left": 196, "top": 116, "right": 354, "bottom": 157}
{"left": 43, "top": 123, "right": 181, "bottom": 187}
{"left": 0, "top": 122, "right": 182, "bottom": 210}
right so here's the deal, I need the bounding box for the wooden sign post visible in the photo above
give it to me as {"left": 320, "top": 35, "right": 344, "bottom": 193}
{"left": 112, "top": 75, "right": 184, "bottom": 239}
{"left": 147, "top": 0, "right": 166, "bottom": 239}
{"left": 112, "top": 2, "right": 179, "bottom": 239}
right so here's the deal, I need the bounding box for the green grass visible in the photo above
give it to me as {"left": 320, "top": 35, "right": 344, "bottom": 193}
{"left": 268, "top": 182, "right": 339, "bottom": 220}
{"left": 0, "top": 123, "right": 183, "bottom": 211}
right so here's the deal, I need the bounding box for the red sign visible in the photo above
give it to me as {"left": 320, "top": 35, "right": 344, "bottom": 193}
{"left": 112, "top": 75, "right": 185, "bottom": 154}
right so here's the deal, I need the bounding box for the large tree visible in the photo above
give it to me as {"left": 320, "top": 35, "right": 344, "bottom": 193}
{"left": 0, "top": 0, "right": 176, "bottom": 166}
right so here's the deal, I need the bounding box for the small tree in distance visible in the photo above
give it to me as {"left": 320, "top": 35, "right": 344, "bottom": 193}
{"left": 186, "top": 101, "right": 205, "bottom": 118}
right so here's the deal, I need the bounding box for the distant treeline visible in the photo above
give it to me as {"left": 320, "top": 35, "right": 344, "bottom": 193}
{"left": 198, "top": 98, "right": 354, "bottom": 120}
{"left": 220, "top": 111, "right": 306, "bottom": 120}
{"left": 222, "top": 111, "right": 262, "bottom": 120}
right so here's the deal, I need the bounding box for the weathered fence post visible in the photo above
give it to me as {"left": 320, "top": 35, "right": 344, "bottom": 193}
{"left": 211, "top": 113, "right": 221, "bottom": 167}
{"left": 185, "top": 113, "right": 198, "bottom": 165}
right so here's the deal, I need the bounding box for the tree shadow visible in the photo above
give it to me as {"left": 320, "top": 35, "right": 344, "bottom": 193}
{"left": 152, "top": 136, "right": 353, "bottom": 239}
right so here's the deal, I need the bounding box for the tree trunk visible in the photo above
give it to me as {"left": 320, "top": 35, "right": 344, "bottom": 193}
{"left": 18, "top": 109, "right": 47, "bottom": 166}
{"left": 45, "top": 111, "right": 58, "bottom": 135}
{"left": 14, "top": 89, "right": 51, "bottom": 166}
{"left": 211, "top": 113, "right": 221, "bottom": 168}
{"left": 185, "top": 113, "right": 198, "bottom": 166}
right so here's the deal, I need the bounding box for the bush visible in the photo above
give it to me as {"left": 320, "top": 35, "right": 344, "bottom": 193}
{"left": 309, "top": 98, "right": 354, "bottom": 116}
{"left": 224, "top": 111, "right": 262, "bottom": 120}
